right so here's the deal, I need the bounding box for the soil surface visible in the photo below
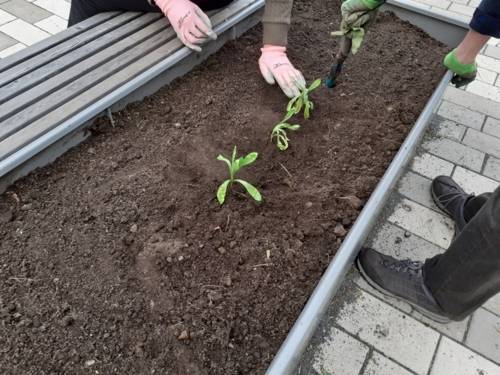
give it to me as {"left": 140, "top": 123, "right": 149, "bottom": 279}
{"left": 0, "top": 1, "right": 446, "bottom": 373}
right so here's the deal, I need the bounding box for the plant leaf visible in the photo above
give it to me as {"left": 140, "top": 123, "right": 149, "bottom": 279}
{"left": 239, "top": 152, "right": 258, "bottom": 168}
{"left": 236, "top": 179, "right": 262, "bottom": 202}
{"left": 287, "top": 96, "right": 299, "bottom": 112}
{"left": 217, "top": 154, "right": 232, "bottom": 171}
{"left": 231, "top": 146, "right": 237, "bottom": 164}
{"left": 308, "top": 79, "right": 322, "bottom": 92}
{"left": 304, "top": 104, "right": 310, "bottom": 119}
{"left": 217, "top": 180, "right": 231, "bottom": 205}
{"left": 281, "top": 123, "right": 300, "bottom": 131}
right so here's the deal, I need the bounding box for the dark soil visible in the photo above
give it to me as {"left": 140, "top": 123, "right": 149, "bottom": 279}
{"left": 0, "top": 0, "right": 447, "bottom": 373}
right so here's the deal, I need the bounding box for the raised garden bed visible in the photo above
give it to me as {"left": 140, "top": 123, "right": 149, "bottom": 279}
{"left": 0, "top": 0, "right": 447, "bottom": 373}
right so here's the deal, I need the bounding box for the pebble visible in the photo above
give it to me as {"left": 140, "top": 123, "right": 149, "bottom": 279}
{"left": 223, "top": 276, "right": 232, "bottom": 287}
{"left": 305, "top": 202, "right": 313, "bottom": 208}
{"left": 130, "top": 224, "right": 138, "bottom": 233}
{"left": 333, "top": 224, "right": 347, "bottom": 237}
{"left": 84, "top": 359, "right": 96, "bottom": 367}
{"left": 174, "top": 122, "right": 182, "bottom": 128}
{"left": 217, "top": 247, "right": 226, "bottom": 255}
{"left": 404, "top": 231, "right": 411, "bottom": 238}
{"left": 21, "top": 204, "right": 33, "bottom": 211}
{"left": 178, "top": 330, "right": 189, "bottom": 340}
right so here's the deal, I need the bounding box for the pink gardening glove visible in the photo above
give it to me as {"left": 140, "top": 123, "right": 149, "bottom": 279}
{"left": 155, "top": 0, "right": 217, "bottom": 52}
{"left": 259, "top": 45, "right": 306, "bottom": 98}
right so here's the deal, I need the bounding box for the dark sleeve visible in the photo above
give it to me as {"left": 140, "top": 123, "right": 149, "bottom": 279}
{"left": 469, "top": 0, "right": 500, "bottom": 38}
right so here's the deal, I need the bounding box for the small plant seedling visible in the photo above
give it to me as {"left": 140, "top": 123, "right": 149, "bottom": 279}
{"left": 286, "top": 78, "right": 322, "bottom": 119}
{"left": 271, "top": 119, "right": 300, "bottom": 151}
{"left": 216, "top": 146, "right": 262, "bottom": 205}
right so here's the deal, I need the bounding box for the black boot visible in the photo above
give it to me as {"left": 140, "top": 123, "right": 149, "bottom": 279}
{"left": 357, "top": 248, "right": 450, "bottom": 323}
{"left": 431, "top": 176, "right": 473, "bottom": 233}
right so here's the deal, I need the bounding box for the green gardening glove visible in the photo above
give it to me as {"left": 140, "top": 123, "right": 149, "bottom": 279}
{"left": 443, "top": 49, "right": 477, "bottom": 88}
{"left": 332, "top": 0, "right": 385, "bottom": 55}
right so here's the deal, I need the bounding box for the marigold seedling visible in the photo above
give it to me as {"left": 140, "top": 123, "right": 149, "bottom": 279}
{"left": 216, "top": 146, "right": 262, "bottom": 205}
{"left": 287, "top": 78, "right": 322, "bottom": 119}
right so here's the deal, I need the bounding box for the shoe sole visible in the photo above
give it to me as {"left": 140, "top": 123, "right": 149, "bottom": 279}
{"left": 356, "top": 257, "right": 451, "bottom": 324}
{"left": 431, "top": 187, "right": 460, "bottom": 238}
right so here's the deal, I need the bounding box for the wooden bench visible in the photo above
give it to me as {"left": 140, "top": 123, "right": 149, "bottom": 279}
{"left": 0, "top": 0, "right": 264, "bottom": 193}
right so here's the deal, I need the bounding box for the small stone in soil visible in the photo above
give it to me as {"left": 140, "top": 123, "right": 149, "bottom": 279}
{"left": 84, "top": 359, "right": 96, "bottom": 367}
{"left": 178, "top": 330, "right": 189, "bottom": 340}
{"left": 224, "top": 276, "right": 232, "bottom": 287}
{"left": 130, "top": 224, "right": 138, "bottom": 233}
{"left": 404, "top": 231, "right": 411, "bottom": 238}
{"left": 334, "top": 224, "right": 347, "bottom": 237}
{"left": 305, "top": 202, "right": 313, "bottom": 208}
{"left": 217, "top": 247, "right": 226, "bottom": 255}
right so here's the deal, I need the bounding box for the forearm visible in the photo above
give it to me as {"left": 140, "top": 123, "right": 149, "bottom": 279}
{"left": 262, "top": 0, "right": 293, "bottom": 46}
{"left": 470, "top": 0, "right": 500, "bottom": 38}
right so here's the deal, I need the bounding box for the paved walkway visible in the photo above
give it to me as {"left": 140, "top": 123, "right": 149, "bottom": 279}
{"left": 0, "top": 0, "right": 69, "bottom": 58}
{"left": 300, "top": 1, "right": 500, "bottom": 374}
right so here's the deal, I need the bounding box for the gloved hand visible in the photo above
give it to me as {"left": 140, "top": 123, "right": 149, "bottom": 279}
{"left": 444, "top": 49, "right": 477, "bottom": 88}
{"left": 259, "top": 45, "right": 306, "bottom": 98}
{"left": 333, "top": 0, "right": 384, "bottom": 54}
{"left": 155, "top": 0, "right": 217, "bottom": 52}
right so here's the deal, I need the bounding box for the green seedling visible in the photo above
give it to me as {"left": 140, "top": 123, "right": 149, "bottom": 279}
{"left": 286, "top": 78, "right": 322, "bottom": 119}
{"left": 216, "top": 146, "right": 262, "bottom": 205}
{"left": 271, "top": 117, "right": 300, "bottom": 151}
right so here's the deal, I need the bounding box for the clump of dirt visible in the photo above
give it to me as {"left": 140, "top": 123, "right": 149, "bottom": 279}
{"left": 0, "top": 0, "right": 447, "bottom": 373}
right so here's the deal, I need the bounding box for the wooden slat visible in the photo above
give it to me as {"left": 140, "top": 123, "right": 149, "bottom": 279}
{"left": 0, "top": 12, "right": 121, "bottom": 73}
{"left": 0, "top": 23, "right": 175, "bottom": 140}
{"left": 0, "top": 12, "right": 142, "bottom": 90}
{"left": 0, "top": 19, "right": 170, "bottom": 125}
{"left": 0, "top": 13, "right": 163, "bottom": 106}
{"left": 0, "top": 0, "right": 258, "bottom": 160}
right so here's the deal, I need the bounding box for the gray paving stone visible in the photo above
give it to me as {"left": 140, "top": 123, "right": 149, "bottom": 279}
{"left": 484, "top": 117, "right": 500, "bottom": 138}
{"left": 363, "top": 352, "right": 413, "bottom": 375}
{"left": 452, "top": 166, "right": 499, "bottom": 195}
{"left": 437, "top": 101, "right": 485, "bottom": 130}
{"left": 483, "top": 156, "right": 500, "bottom": 182}
{"left": 0, "top": 30, "right": 15, "bottom": 50}
{"left": 367, "top": 222, "right": 444, "bottom": 261}
{"left": 443, "top": 86, "right": 500, "bottom": 120}
{"left": 410, "top": 152, "right": 454, "bottom": 179}
{"left": 388, "top": 198, "right": 455, "bottom": 249}
{"left": 411, "top": 309, "right": 469, "bottom": 343}
{"left": 336, "top": 289, "right": 439, "bottom": 375}
{"left": 433, "top": 118, "right": 466, "bottom": 141}
{"left": 312, "top": 327, "right": 368, "bottom": 375}
{"left": 422, "top": 137, "right": 484, "bottom": 172}
{"left": 0, "top": 0, "right": 52, "bottom": 23}
{"left": 466, "top": 308, "right": 500, "bottom": 364}
{"left": 431, "top": 337, "right": 500, "bottom": 375}
{"left": 484, "top": 293, "right": 500, "bottom": 317}
{"left": 463, "top": 128, "right": 500, "bottom": 159}
{"left": 485, "top": 45, "right": 500, "bottom": 60}
{"left": 398, "top": 171, "right": 436, "bottom": 210}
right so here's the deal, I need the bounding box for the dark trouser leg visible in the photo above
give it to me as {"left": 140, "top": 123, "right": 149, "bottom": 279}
{"left": 68, "top": 0, "right": 234, "bottom": 27}
{"left": 424, "top": 186, "right": 500, "bottom": 320}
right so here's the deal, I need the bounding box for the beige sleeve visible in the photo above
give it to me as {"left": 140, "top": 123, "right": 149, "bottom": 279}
{"left": 262, "top": 0, "right": 293, "bottom": 46}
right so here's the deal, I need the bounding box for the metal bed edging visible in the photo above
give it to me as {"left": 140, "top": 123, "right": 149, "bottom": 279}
{"left": 0, "top": 0, "right": 265, "bottom": 178}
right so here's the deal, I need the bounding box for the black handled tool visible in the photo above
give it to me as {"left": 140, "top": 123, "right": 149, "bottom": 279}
{"left": 325, "top": 36, "right": 352, "bottom": 88}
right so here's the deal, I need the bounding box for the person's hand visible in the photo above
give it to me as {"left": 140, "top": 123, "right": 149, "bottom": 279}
{"left": 155, "top": 0, "right": 217, "bottom": 52}
{"left": 333, "top": 0, "right": 384, "bottom": 54}
{"left": 444, "top": 49, "right": 477, "bottom": 88}
{"left": 259, "top": 45, "right": 306, "bottom": 98}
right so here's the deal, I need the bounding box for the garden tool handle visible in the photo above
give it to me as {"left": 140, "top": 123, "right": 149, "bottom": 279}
{"left": 325, "top": 36, "right": 353, "bottom": 88}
